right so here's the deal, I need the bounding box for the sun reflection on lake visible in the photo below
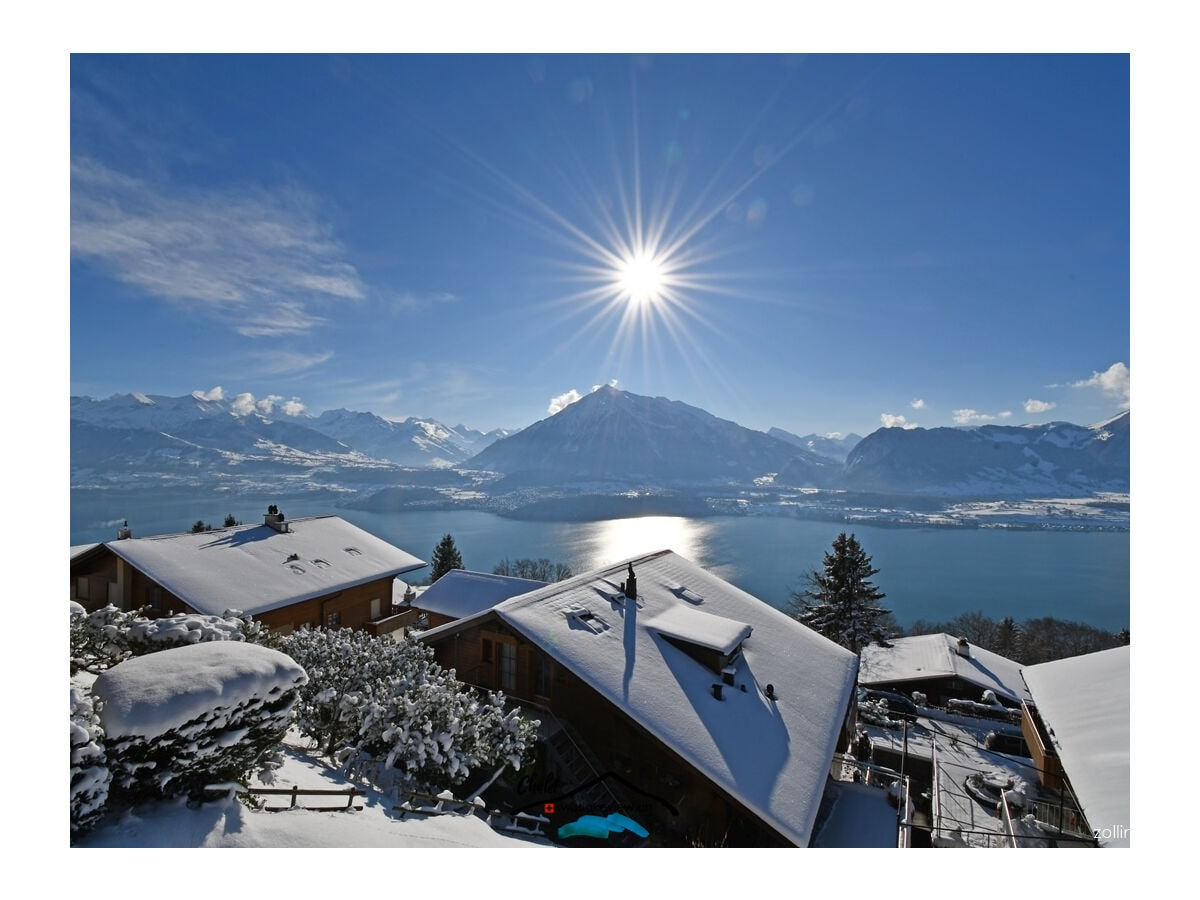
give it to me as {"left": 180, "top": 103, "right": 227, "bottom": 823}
{"left": 577, "top": 516, "right": 713, "bottom": 568}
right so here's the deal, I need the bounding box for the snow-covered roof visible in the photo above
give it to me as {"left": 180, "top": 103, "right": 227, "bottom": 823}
{"left": 71, "top": 542, "right": 100, "bottom": 560}
{"left": 413, "top": 569, "right": 547, "bottom": 620}
{"left": 422, "top": 549, "right": 859, "bottom": 847}
{"left": 644, "top": 603, "right": 753, "bottom": 655}
{"left": 102, "top": 516, "right": 426, "bottom": 617}
{"left": 1021, "top": 645, "right": 1130, "bottom": 847}
{"left": 858, "top": 633, "right": 1030, "bottom": 703}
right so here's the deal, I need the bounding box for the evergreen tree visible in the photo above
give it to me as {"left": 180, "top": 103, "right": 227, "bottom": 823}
{"left": 430, "top": 533, "right": 464, "bottom": 583}
{"left": 993, "top": 616, "right": 1022, "bottom": 659}
{"left": 791, "top": 532, "right": 891, "bottom": 654}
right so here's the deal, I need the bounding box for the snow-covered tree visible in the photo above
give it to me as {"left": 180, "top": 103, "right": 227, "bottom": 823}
{"left": 791, "top": 532, "right": 891, "bottom": 654}
{"left": 356, "top": 667, "right": 538, "bottom": 790}
{"left": 70, "top": 685, "right": 111, "bottom": 836}
{"left": 430, "top": 533, "right": 464, "bottom": 583}
{"left": 279, "top": 627, "right": 538, "bottom": 790}
{"left": 71, "top": 604, "right": 272, "bottom": 674}
{"left": 280, "top": 626, "right": 417, "bottom": 756}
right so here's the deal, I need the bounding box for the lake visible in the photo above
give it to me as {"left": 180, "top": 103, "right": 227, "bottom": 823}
{"left": 71, "top": 490, "right": 1130, "bottom": 632}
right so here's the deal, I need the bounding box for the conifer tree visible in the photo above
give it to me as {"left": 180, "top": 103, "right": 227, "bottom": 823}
{"left": 791, "top": 532, "right": 891, "bottom": 654}
{"left": 430, "top": 533, "right": 464, "bottom": 583}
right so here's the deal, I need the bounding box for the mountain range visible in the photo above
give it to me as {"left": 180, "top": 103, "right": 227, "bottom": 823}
{"left": 70, "top": 388, "right": 1129, "bottom": 501}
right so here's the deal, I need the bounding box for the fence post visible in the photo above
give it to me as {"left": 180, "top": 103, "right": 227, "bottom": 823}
{"left": 290, "top": 785, "right": 299, "bottom": 809}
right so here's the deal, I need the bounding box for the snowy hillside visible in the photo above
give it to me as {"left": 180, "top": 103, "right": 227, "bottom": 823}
{"left": 839, "top": 412, "right": 1130, "bottom": 496}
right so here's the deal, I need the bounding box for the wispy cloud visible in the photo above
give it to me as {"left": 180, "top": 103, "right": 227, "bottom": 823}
{"left": 194, "top": 385, "right": 308, "bottom": 417}
{"left": 953, "top": 409, "right": 992, "bottom": 425}
{"left": 548, "top": 380, "right": 618, "bottom": 415}
{"left": 71, "top": 157, "right": 365, "bottom": 336}
{"left": 1024, "top": 398, "right": 1056, "bottom": 414}
{"left": 953, "top": 408, "right": 1011, "bottom": 425}
{"left": 1072, "top": 362, "right": 1130, "bottom": 408}
{"left": 549, "top": 389, "right": 583, "bottom": 414}
{"left": 254, "top": 350, "right": 335, "bottom": 376}
{"left": 229, "top": 392, "right": 308, "bottom": 418}
{"left": 910, "top": 399, "right": 926, "bottom": 409}
{"left": 880, "top": 413, "right": 917, "bottom": 429}
{"left": 391, "top": 291, "right": 457, "bottom": 313}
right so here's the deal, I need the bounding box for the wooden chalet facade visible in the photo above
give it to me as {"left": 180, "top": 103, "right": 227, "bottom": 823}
{"left": 70, "top": 510, "right": 426, "bottom": 635}
{"left": 419, "top": 551, "right": 860, "bottom": 847}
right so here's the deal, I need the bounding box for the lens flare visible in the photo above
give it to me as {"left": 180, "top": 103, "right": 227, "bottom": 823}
{"left": 616, "top": 250, "right": 667, "bottom": 305}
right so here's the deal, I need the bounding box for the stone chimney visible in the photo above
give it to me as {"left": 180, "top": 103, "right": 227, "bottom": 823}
{"left": 264, "top": 504, "right": 289, "bottom": 533}
{"left": 623, "top": 562, "right": 637, "bottom": 601}
{"left": 956, "top": 636, "right": 970, "bottom": 658}
{"left": 117, "top": 520, "right": 132, "bottom": 540}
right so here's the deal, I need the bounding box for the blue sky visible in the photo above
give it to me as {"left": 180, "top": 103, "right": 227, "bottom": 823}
{"left": 69, "top": 52, "right": 1129, "bottom": 437}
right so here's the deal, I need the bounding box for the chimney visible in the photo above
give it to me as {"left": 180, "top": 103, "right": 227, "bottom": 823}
{"left": 711, "top": 683, "right": 724, "bottom": 701}
{"left": 956, "top": 637, "right": 970, "bottom": 658}
{"left": 117, "top": 520, "right": 132, "bottom": 540}
{"left": 264, "top": 504, "right": 289, "bottom": 533}
{"left": 624, "top": 562, "right": 637, "bottom": 601}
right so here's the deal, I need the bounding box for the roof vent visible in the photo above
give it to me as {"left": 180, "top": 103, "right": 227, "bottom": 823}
{"left": 117, "top": 520, "right": 132, "bottom": 540}
{"left": 765, "top": 684, "right": 777, "bottom": 702}
{"left": 956, "top": 637, "right": 970, "bottom": 658}
{"left": 711, "top": 683, "right": 724, "bottom": 701}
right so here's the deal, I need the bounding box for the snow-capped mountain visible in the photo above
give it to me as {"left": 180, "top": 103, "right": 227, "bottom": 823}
{"left": 69, "top": 392, "right": 503, "bottom": 482}
{"left": 768, "top": 427, "right": 863, "bottom": 463}
{"left": 307, "top": 410, "right": 507, "bottom": 467}
{"left": 464, "top": 385, "right": 835, "bottom": 486}
{"left": 838, "top": 412, "right": 1130, "bottom": 496}
{"left": 70, "top": 390, "right": 1131, "bottom": 508}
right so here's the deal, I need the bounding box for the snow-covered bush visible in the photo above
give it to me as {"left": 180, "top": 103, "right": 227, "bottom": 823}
{"left": 71, "top": 604, "right": 273, "bottom": 674}
{"left": 279, "top": 626, "right": 419, "bottom": 755}
{"left": 356, "top": 667, "right": 539, "bottom": 790}
{"left": 70, "top": 685, "right": 111, "bottom": 836}
{"left": 93, "top": 642, "right": 307, "bottom": 806}
{"left": 280, "top": 627, "right": 538, "bottom": 790}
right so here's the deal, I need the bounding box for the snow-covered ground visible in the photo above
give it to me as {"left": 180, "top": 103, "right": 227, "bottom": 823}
{"left": 74, "top": 728, "right": 552, "bottom": 849}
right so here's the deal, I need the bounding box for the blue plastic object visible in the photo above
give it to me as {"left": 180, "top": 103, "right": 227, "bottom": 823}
{"left": 556, "top": 812, "right": 649, "bottom": 841}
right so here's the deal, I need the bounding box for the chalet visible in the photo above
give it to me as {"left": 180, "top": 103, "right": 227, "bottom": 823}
{"left": 408, "top": 569, "right": 547, "bottom": 630}
{"left": 1020, "top": 645, "right": 1130, "bottom": 847}
{"left": 70, "top": 508, "right": 426, "bottom": 635}
{"left": 859, "top": 633, "right": 1029, "bottom": 708}
{"left": 418, "top": 549, "right": 859, "bottom": 847}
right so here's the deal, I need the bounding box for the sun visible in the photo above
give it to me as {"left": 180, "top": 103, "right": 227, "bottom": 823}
{"left": 616, "top": 250, "right": 667, "bottom": 306}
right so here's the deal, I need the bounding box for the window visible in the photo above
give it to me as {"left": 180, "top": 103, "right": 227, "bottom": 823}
{"left": 499, "top": 643, "right": 517, "bottom": 692}
{"left": 326, "top": 611, "right": 342, "bottom": 628}
{"left": 534, "top": 653, "right": 551, "bottom": 698}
